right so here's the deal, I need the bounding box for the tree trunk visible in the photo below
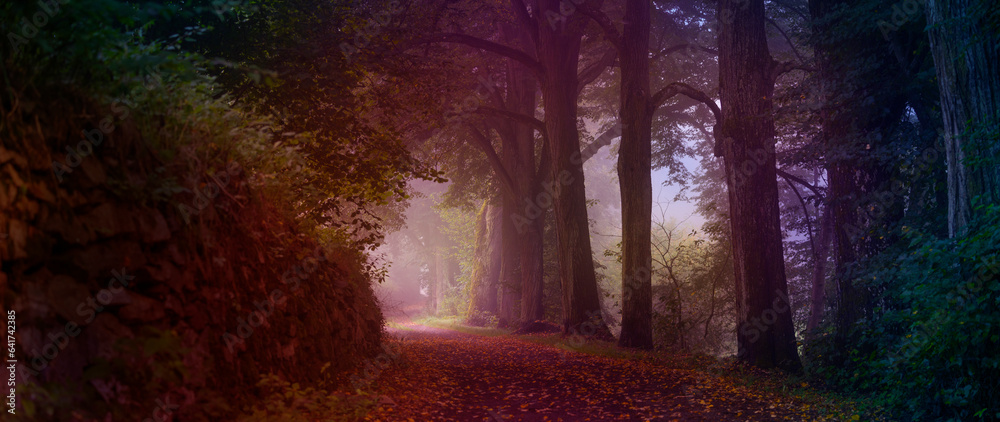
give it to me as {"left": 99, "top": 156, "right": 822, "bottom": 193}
{"left": 517, "top": 193, "right": 546, "bottom": 324}
{"left": 435, "top": 247, "right": 447, "bottom": 314}
{"left": 499, "top": 197, "right": 522, "bottom": 328}
{"left": 808, "top": 0, "right": 864, "bottom": 345}
{"left": 468, "top": 202, "right": 502, "bottom": 323}
{"left": 617, "top": 0, "right": 654, "bottom": 350}
{"left": 427, "top": 247, "right": 439, "bottom": 315}
{"left": 503, "top": 24, "right": 547, "bottom": 326}
{"left": 535, "top": 0, "right": 611, "bottom": 337}
{"left": 806, "top": 203, "right": 833, "bottom": 333}
{"left": 485, "top": 205, "right": 502, "bottom": 315}
{"left": 926, "top": 0, "right": 1000, "bottom": 236}
{"left": 716, "top": 0, "right": 801, "bottom": 371}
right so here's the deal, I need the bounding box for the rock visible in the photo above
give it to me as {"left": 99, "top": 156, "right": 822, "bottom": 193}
{"left": 27, "top": 182, "right": 56, "bottom": 204}
{"left": 0, "top": 147, "right": 14, "bottom": 165}
{"left": 133, "top": 207, "right": 170, "bottom": 243}
{"left": 164, "top": 294, "right": 183, "bottom": 315}
{"left": 118, "top": 293, "right": 166, "bottom": 322}
{"left": 8, "top": 219, "right": 28, "bottom": 259}
{"left": 0, "top": 217, "right": 7, "bottom": 260}
{"left": 78, "top": 158, "right": 106, "bottom": 186}
{"left": 57, "top": 188, "right": 88, "bottom": 208}
{"left": 86, "top": 313, "right": 133, "bottom": 360}
{"left": 40, "top": 212, "right": 93, "bottom": 245}
{"left": 79, "top": 203, "right": 135, "bottom": 239}
{"left": 16, "top": 197, "right": 40, "bottom": 219}
{"left": 3, "top": 163, "right": 24, "bottom": 187}
{"left": 146, "top": 259, "right": 177, "bottom": 283}
{"left": 70, "top": 240, "right": 147, "bottom": 278}
{"left": 0, "top": 181, "right": 8, "bottom": 209}
{"left": 166, "top": 244, "right": 187, "bottom": 266}
{"left": 45, "top": 275, "right": 93, "bottom": 325}
{"left": 184, "top": 303, "right": 208, "bottom": 329}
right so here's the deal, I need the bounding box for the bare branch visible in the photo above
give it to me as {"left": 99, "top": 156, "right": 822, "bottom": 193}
{"left": 785, "top": 176, "right": 817, "bottom": 254}
{"left": 776, "top": 168, "right": 825, "bottom": 198}
{"left": 766, "top": 18, "right": 809, "bottom": 66}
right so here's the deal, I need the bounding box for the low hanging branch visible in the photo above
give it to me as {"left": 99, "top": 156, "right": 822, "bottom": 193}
{"left": 650, "top": 43, "right": 718, "bottom": 61}
{"left": 578, "top": 48, "right": 618, "bottom": 94}
{"left": 770, "top": 59, "right": 817, "bottom": 82}
{"left": 412, "top": 33, "right": 544, "bottom": 79}
{"left": 466, "top": 125, "right": 520, "bottom": 199}
{"left": 650, "top": 82, "right": 722, "bottom": 122}
{"left": 476, "top": 106, "right": 547, "bottom": 136}
{"left": 776, "top": 168, "right": 825, "bottom": 199}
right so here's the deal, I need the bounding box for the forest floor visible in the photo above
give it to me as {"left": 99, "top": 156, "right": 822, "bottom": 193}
{"left": 354, "top": 318, "right": 864, "bottom": 422}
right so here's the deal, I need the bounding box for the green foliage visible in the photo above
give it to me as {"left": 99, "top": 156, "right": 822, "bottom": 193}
{"left": 465, "top": 309, "right": 499, "bottom": 328}
{"left": 239, "top": 374, "right": 377, "bottom": 421}
{"left": 806, "top": 206, "right": 1000, "bottom": 421}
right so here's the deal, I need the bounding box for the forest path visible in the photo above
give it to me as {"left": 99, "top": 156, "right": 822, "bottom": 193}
{"left": 361, "top": 321, "right": 820, "bottom": 421}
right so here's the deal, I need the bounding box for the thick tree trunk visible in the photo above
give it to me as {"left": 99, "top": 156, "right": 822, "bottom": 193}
{"left": 617, "top": 0, "right": 654, "bottom": 350}
{"left": 717, "top": 0, "right": 801, "bottom": 371}
{"left": 806, "top": 203, "right": 833, "bottom": 333}
{"left": 427, "top": 247, "right": 439, "bottom": 315}
{"left": 535, "top": 0, "right": 610, "bottom": 336}
{"left": 926, "top": 0, "right": 1000, "bottom": 236}
{"left": 435, "top": 248, "right": 447, "bottom": 314}
{"left": 808, "top": 0, "right": 864, "bottom": 344}
{"left": 517, "top": 196, "right": 546, "bottom": 324}
{"left": 468, "top": 203, "right": 502, "bottom": 323}
{"left": 502, "top": 27, "right": 546, "bottom": 325}
{"left": 828, "top": 161, "right": 862, "bottom": 340}
{"left": 484, "top": 206, "right": 502, "bottom": 314}
{"left": 499, "top": 196, "right": 522, "bottom": 328}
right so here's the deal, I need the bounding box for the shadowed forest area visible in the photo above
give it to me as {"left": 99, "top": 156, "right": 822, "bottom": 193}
{"left": 1, "top": 0, "right": 998, "bottom": 420}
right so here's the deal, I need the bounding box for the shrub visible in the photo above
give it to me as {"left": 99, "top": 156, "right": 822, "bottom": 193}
{"left": 806, "top": 205, "right": 1000, "bottom": 421}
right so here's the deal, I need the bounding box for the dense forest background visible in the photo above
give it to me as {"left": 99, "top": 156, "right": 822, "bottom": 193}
{"left": 1, "top": 0, "right": 998, "bottom": 420}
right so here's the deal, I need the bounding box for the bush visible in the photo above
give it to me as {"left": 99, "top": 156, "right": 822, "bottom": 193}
{"left": 806, "top": 205, "right": 1000, "bottom": 421}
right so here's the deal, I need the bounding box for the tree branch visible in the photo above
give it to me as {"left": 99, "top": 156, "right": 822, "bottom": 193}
{"left": 579, "top": 6, "right": 622, "bottom": 48}
{"left": 476, "top": 106, "right": 547, "bottom": 136}
{"left": 770, "top": 0, "right": 810, "bottom": 21}
{"left": 651, "top": 43, "right": 718, "bottom": 62}
{"left": 509, "top": 0, "right": 538, "bottom": 46}
{"left": 414, "top": 33, "right": 543, "bottom": 78}
{"left": 770, "top": 59, "right": 816, "bottom": 81}
{"left": 785, "top": 176, "right": 817, "bottom": 255}
{"left": 766, "top": 17, "right": 809, "bottom": 66}
{"left": 578, "top": 48, "right": 618, "bottom": 94}
{"left": 466, "top": 126, "right": 519, "bottom": 199}
{"left": 776, "top": 168, "right": 825, "bottom": 198}
{"left": 650, "top": 82, "right": 722, "bottom": 123}
{"left": 581, "top": 122, "right": 622, "bottom": 162}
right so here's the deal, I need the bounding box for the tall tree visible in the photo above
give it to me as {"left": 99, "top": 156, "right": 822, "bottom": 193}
{"left": 615, "top": 0, "right": 655, "bottom": 350}
{"left": 586, "top": 0, "right": 722, "bottom": 349}
{"left": 468, "top": 202, "right": 502, "bottom": 323}
{"left": 716, "top": 0, "right": 801, "bottom": 371}
{"left": 925, "top": 0, "right": 1000, "bottom": 236}
{"left": 532, "top": 0, "right": 610, "bottom": 335}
